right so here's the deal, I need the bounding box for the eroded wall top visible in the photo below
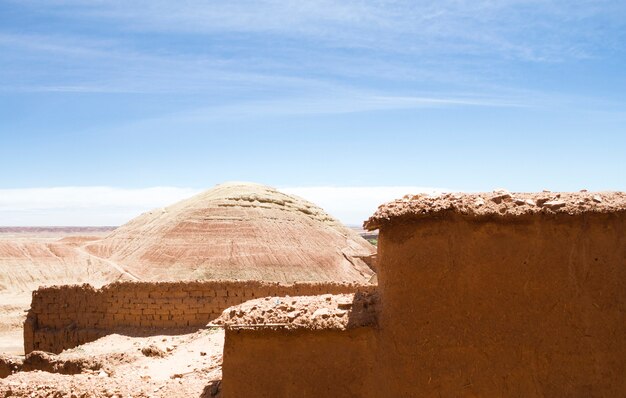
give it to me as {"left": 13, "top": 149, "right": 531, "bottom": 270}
{"left": 364, "top": 191, "right": 626, "bottom": 230}
{"left": 214, "top": 290, "right": 378, "bottom": 331}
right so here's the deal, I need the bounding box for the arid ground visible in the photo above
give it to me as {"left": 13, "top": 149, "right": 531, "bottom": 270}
{"left": 0, "top": 184, "right": 378, "bottom": 397}
{"left": 0, "top": 228, "right": 224, "bottom": 397}
{"left": 0, "top": 228, "right": 118, "bottom": 355}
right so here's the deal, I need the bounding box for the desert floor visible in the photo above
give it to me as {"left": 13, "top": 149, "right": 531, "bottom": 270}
{"left": 0, "top": 228, "right": 114, "bottom": 355}
{"left": 1, "top": 328, "right": 223, "bottom": 397}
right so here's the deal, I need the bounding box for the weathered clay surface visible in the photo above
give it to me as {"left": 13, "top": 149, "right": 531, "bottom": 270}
{"left": 0, "top": 354, "right": 22, "bottom": 378}
{"left": 365, "top": 190, "right": 626, "bottom": 229}
{"left": 222, "top": 191, "right": 625, "bottom": 397}
{"left": 25, "top": 280, "right": 373, "bottom": 354}
{"left": 374, "top": 211, "right": 626, "bottom": 396}
{"left": 219, "top": 291, "right": 380, "bottom": 396}
{"left": 88, "top": 182, "right": 375, "bottom": 283}
{"left": 214, "top": 291, "right": 378, "bottom": 331}
{"left": 223, "top": 327, "right": 376, "bottom": 398}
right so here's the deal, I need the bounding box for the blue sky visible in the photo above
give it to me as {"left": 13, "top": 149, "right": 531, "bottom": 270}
{"left": 0, "top": 1, "right": 625, "bottom": 225}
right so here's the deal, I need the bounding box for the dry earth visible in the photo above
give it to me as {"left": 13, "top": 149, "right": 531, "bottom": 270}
{"left": 86, "top": 182, "right": 375, "bottom": 283}
{"left": 0, "top": 183, "right": 376, "bottom": 394}
{"left": 1, "top": 183, "right": 375, "bottom": 354}
{"left": 0, "top": 328, "right": 223, "bottom": 397}
{"left": 1, "top": 292, "right": 372, "bottom": 397}
{"left": 0, "top": 229, "right": 125, "bottom": 355}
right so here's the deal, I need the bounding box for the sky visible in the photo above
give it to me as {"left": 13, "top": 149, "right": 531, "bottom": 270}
{"left": 0, "top": 1, "right": 625, "bottom": 226}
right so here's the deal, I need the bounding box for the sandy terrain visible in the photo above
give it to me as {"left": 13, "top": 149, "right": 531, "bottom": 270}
{"left": 1, "top": 328, "right": 223, "bottom": 397}
{"left": 0, "top": 184, "right": 377, "bottom": 395}
{"left": 1, "top": 292, "right": 375, "bottom": 396}
{"left": 0, "top": 294, "right": 30, "bottom": 355}
{"left": 87, "top": 182, "right": 375, "bottom": 283}
{"left": 0, "top": 229, "right": 126, "bottom": 355}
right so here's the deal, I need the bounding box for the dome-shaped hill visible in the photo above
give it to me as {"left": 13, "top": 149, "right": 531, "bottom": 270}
{"left": 86, "top": 182, "right": 376, "bottom": 283}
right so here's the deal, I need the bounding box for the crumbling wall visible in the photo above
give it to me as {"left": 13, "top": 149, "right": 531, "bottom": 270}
{"left": 219, "top": 193, "right": 626, "bottom": 397}
{"left": 376, "top": 213, "right": 626, "bottom": 397}
{"left": 223, "top": 328, "right": 378, "bottom": 398}
{"left": 25, "top": 281, "right": 373, "bottom": 354}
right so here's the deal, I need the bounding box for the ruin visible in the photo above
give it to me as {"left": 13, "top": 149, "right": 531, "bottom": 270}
{"left": 4, "top": 189, "right": 625, "bottom": 397}
{"left": 23, "top": 280, "right": 373, "bottom": 354}
{"left": 220, "top": 191, "right": 626, "bottom": 397}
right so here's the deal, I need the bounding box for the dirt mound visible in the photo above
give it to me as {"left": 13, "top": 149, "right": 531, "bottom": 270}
{"left": 21, "top": 351, "right": 104, "bottom": 375}
{"left": 141, "top": 344, "right": 166, "bottom": 358}
{"left": 0, "top": 354, "right": 22, "bottom": 378}
{"left": 87, "top": 182, "right": 376, "bottom": 283}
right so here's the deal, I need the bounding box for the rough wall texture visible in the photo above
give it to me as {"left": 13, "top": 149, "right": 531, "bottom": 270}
{"left": 223, "top": 328, "right": 378, "bottom": 398}
{"left": 376, "top": 213, "right": 626, "bottom": 397}
{"left": 25, "top": 281, "right": 371, "bottom": 354}
{"left": 221, "top": 198, "right": 625, "bottom": 397}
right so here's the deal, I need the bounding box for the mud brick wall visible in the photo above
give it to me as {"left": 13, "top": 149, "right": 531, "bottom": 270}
{"left": 375, "top": 213, "right": 626, "bottom": 397}
{"left": 220, "top": 211, "right": 626, "bottom": 397}
{"left": 223, "top": 328, "right": 378, "bottom": 398}
{"left": 25, "top": 280, "right": 374, "bottom": 354}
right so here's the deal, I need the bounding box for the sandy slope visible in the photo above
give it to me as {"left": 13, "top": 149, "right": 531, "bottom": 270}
{"left": 87, "top": 182, "right": 376, "bottom": 283}
{"left": 0, "top": 183, "right": 376, "bottom": 356}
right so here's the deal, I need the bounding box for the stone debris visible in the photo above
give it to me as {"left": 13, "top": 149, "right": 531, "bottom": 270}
{"left": 140, "top": 345, "right": 166, "bottom": 358}
{"left": 542, "top": 200, "right": 566, "bottom": 210}
{"left": 312, "top": 308, "right": 331, "bottom": 319}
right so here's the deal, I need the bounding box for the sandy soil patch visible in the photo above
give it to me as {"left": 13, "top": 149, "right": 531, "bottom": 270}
{"left": 1, "top": 328, "right": 223, "bottom": 397}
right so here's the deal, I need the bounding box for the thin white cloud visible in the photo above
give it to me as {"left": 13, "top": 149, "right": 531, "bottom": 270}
{"left": 15, "top": 0, "right": 623, "bottom": 61}
{"left": 0, "top": 187, "right": 200, "bottom": 226}
{"left": 3, "top": 2, "right": 621, "bottom": 105}
{"left": 99, "top": 92, "right": 521, "bottom": 137}
{"left": 0, "top": 186, "right": 450, "bottom": 227}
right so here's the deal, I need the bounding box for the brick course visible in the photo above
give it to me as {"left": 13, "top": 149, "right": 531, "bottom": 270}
{"left": 24, "top": 280, "right": 374, "bottom": 354}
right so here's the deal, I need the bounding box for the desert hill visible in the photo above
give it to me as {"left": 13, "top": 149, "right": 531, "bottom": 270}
{"left": 0, "top": 182, "right": 376, "bottom": 353}
{"left": 86, "top": 182, "right": 376, "bottom": 283}
{"left": 0, "top": 240, "right": 125, "bottom": 294}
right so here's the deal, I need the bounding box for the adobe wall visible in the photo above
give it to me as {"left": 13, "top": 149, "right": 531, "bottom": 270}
{"left": 25, "top": 281, "right": 372, "bottom": 354}
{"left": 376, "top": 213, "right": 626, "bottom": 396}
{"left": 222, "top": 327, "right": 378, "bottom": 398}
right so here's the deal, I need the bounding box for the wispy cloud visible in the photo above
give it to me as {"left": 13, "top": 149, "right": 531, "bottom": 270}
{"left": 3, "top": 1, "right": 624, "bottom": 101}
{"left": 14, "top": 0, "right": 624, "bottom": 61}
{"left": 1, "top": 0, "right": 624, "bottom": 136}
{"left": 152, "top": 92, "right": 523, "bottom": 119}
{"left": 0, "top": 185, "right": 450, "bottom": 226}
{"left": 0, "top": 187, "right": 199, "bottom": 226}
